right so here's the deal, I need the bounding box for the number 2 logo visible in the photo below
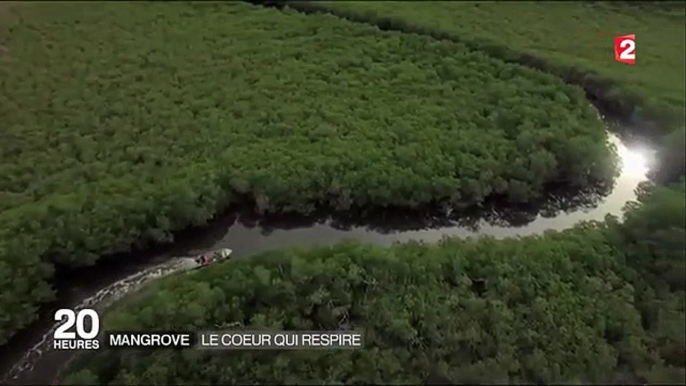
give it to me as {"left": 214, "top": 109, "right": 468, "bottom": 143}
{"left": 615, "top": 34, "right": 636, "bottom": 65}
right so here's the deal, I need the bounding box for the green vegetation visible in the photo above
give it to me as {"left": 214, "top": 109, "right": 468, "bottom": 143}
{"left": 2, "top": 1, "right": 684, "bottom": 383}
{"left": 652, "top": 126, "right": 686, "bottom": 184}
{"left": 0, "top": 2, "right": 619, "bottom": 343}
{"left": 299, "top": 1, "right": 686, "bottom": 128}
{"left": 62, "top": 181, "right": 685, "bottom": 385}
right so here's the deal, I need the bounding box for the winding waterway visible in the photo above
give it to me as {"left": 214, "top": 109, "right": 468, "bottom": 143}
{"left": 0, "top": 119, "right": 658, "bottom": 385}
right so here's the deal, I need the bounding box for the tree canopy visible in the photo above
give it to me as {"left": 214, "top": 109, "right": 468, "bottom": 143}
{"left": 0, "top": 1, "right": 618, "bottom": 344}
{"left": 308, "top": 1, "right": 686, "bottom": 128}
{"left": 63, "top": 182, "right": 685, "bottom": 385}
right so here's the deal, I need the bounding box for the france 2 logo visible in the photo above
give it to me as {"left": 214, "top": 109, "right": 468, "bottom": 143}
{"left": 615, "top": 34, "right": 636, "bottom": 65}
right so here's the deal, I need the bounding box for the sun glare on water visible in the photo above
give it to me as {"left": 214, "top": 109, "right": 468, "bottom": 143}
{"left": 617, "top": 142, "right": 650, "bottom": 179}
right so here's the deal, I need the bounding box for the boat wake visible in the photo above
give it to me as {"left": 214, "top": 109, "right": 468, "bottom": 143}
{"left": 3, "top": 257, "right": 198, "bottom": 382}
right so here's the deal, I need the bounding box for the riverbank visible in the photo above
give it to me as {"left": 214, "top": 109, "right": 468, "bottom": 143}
{"left": 60, "top": 180, "right": 685, "bottom": 384}
{"left": 0, "top": 131, "right": 656, "bottom": 385}
{"left": 0, "top": 0, "right": 621, "bottom": 346}
{"left": 284, "top": 1, "right": 685, "bottom": 132}
{"left": 1, "top": 1, "right": 684, "bottom": 382}
{"left": 260, "top": 0, "right": 686, "bottom": 181}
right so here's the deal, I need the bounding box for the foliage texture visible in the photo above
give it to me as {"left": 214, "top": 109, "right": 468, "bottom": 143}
{"left": 301, "top": 0, "right": 686, "bottom": 129}
{"left": 0, "top": 2, "right": 618, "bottom": 343}
{"left": 63, "top": 183, "right": 685, "bottom": 385}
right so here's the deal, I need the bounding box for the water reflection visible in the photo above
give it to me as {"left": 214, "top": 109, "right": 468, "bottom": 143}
{"left": 194, "top": 133, "right": 654, "bottom": 257}
{"left": 617, "top": 139, "right": 655, "bottom": 181}
{"left": 0, "top": 131, "right": 657, "bottom": 385}
{"left": 620, "top": 145, "right": 650, "bottom": 179}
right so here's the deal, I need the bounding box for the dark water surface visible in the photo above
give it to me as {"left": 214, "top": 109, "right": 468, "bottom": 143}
{"left": 0, "top": 126, "right": 657, "bottom": 384}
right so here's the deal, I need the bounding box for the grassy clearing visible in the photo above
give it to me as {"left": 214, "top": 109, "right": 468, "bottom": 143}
{"left": 0, "top": 2, "right": 616, "bottom": 343}
{"left": 306, "top": 1, "right": 686, "bottom": 129}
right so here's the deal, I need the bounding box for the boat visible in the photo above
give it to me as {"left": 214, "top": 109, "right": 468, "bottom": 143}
{"left": 193, "top": 248, "right": 232, "bottom": 269}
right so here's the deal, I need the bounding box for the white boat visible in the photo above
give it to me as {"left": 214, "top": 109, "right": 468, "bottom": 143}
{"left": 193, "top": 248, "right": 232, "bottom": 268}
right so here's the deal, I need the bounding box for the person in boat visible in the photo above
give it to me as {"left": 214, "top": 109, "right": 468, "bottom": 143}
{"left": 195, "top": 254, "right": 210, "bottom": 265}
{"left": 195, "top": 250, "right": 228, "bottom": 265}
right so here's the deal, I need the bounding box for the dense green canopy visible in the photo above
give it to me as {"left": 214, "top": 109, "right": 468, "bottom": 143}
{"left": 0, "top": 1, "right": 682, "bottom": 384}
{"left": 0, "top": 1, "right": 618, "bottom": 343}
{"left": 307, "top": 1, "right": 686, "bottom": 127}
{"left": 63, "top": 182, "right": 685, "bottom": 385}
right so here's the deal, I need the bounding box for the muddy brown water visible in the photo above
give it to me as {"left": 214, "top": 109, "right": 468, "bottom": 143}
{"left": 0, "top": 122, "right": 659, "bottom": 385}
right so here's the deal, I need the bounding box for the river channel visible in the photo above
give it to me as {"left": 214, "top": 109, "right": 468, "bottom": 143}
{"left": 0, "top": 118, "right": 658, "bottom": 385}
